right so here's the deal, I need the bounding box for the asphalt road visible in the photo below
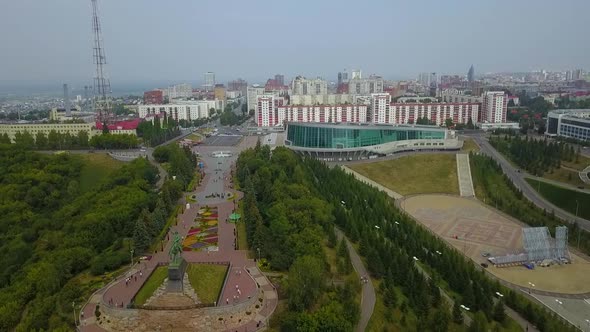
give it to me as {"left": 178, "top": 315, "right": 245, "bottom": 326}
{"left": 466, "top": 133, "right": 590, "bottom": 231}
{"left": 334, "top": 228, "right": 375, "bottom": 332}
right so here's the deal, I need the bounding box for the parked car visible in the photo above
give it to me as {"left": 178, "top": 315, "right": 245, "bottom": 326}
{"left": 480, "top": 263, "right": 489, "bottom": 268}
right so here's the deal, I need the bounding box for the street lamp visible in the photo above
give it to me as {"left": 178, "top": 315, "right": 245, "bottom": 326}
{"left": 130, "top": 248, "right": 134, "bottom": 269}
{"left": 435, "top": 250, "right": 442, "bottom": 255}
{"left": 413, "top": 256, "right": 419, "bottom": 261}
{"left": 460, "top": 304, "right": 470, "bottom": 311}
{"left": 394, "top": 221, "right": 400, "bottom": 225}
{"left": 257, "top": 247, "right": 261, "bottom": 262}
{"left": 496, "top": 291, "right": 504, "bottom": 298}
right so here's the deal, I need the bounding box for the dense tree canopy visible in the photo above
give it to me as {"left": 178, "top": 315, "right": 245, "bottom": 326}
{"left": 0, "top": 144, "right": 190, "bottom": 330}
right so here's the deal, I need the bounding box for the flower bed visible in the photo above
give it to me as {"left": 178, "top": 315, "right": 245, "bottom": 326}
{"left": 182, "top": 206, "right": 219, "bottom": 251}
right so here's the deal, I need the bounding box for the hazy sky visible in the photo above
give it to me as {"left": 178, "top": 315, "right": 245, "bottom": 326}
{"left": 1, "top": 0, "right": 589, "bottom": 88}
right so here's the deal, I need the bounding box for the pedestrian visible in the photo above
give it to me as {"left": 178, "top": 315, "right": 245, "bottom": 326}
{"left": 140, "top": 271, "right": 143, "bottom": 278}
{"left": 226, "top": 298, "right": 229, "bottom": 304}
{"left": 236, "top": 284, "right": 238, "bottom": 289}
{"left": 238, "top": 270, "right": 241, "bottom": 276}
{"left": 134, "top": 275, "right": 137, "bottom": 282}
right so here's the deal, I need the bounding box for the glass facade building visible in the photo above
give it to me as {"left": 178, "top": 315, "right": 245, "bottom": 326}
{"left": 286, "top": 123, "right": 446, "bottom": 149}
{"left": 546, "top": 110, "right": 590, "bottom": 141}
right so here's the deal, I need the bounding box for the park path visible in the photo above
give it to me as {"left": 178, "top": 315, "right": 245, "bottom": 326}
{"left": 334, "top": 228, "right": 375, "bottom": 332}
{"left": 79, "top": 139, "right": 278, "bottom": 332}
{"left": 456, "top": 153, "right": 475, "bottom": 197}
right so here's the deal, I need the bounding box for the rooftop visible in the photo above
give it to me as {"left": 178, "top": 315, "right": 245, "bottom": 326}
{"left": 286, "top": 121, "right": 446, "bottom": 131}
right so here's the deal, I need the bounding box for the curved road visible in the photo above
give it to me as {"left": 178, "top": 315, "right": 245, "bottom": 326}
{"left": 334, "top": 228, "right": 375, "bottom": 332}
{"left": 468, "top": 134, "right": 590, "bottom": 231}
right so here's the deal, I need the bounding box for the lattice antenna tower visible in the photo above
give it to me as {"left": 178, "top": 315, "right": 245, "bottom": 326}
{"left": 91, "top": 0, "right": 112, "bottom": 124}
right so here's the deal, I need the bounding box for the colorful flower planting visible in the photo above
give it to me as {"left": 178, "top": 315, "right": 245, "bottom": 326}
{"left": 182, "top": 206, "right": 219, "bottom": 251}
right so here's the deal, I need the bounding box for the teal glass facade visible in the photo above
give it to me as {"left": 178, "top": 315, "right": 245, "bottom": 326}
{"left": 286, "top": 124, "right": 445, "bottom": 149}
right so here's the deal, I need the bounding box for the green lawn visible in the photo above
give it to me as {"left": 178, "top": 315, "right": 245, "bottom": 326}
{"left": 349, "top": 154, "right": 459, "bottom": 195}
{"left": 461, "top": 138, "right": 480, "bottom": 153}
{"left": 79, "top": 153, "right": 123, "bottom": 192}
{"left": 561, "top": 154, "right": 590, "bottom": 171}
{"left": 526, "top": 178, "right": 590, "bottom": 220}
{"left": 186, "top": 264, "right": 228, "bottom": 304}
{"left": 134, "top": 266, "right": 168, "bottom": 306}
{"left": 543, "top": 167, "right": 589, "bottom": 189}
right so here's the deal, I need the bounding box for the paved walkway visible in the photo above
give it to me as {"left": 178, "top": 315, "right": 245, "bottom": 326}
{"left": 456, "top": 153, "right": 475, "bottom": 197}
{"left": 341, "top": 165, "right": 403, "bottom": 200}
{"left": 79, "top": 138, "right": 276, "bottom": 331}
{"left": 334, "top": 228, "right": 375, "bottom": 332}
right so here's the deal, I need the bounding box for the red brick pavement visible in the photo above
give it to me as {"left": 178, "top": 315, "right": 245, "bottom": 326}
{"left": 80, "top": 151, "right": 276, "bottom": 331}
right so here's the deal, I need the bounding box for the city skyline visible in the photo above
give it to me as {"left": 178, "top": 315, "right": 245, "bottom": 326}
{"left": 0, "top": 0, "right": 589, "bottom": 89}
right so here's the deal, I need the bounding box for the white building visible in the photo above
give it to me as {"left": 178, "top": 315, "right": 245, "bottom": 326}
{"left": 291, "top": 77, "right": 328, "bottom": 96}
{"left": 371, "top": 94, "right": 480, "bottom": 126}
{"left": 204, "top": 72, "right": 215, "bottom": 91}
{"left": 290, "top": 94, "right": 355, "bottom": 106}
{"left": 348, "top": 77, "right": 384, "bottom": 95}
{"left": 163, "top": 83, "right": 193, "bottom": 99}
{"left": 247, "top": 86, "right": 266, "bottom": 112}
{"left": 351, "top": 69, "right": 362, "bottom": 80}
{"left": 546, "top": 109, "right": 590, "bottom": 141}
{"left": 255, "top": 95, "right": 282, "bottom": 127}
{"left": 138, "top": 103, "right": 211, "bottom": 121}
{"left": 277, "top": 105, "right": 368, "bottom": 125}
{"left": 481, "top": 91, "right": 507, "bottom": 123}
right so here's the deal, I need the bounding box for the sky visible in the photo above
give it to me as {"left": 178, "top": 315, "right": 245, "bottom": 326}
{"left": 0, "top": 0, "right": 589, "bottom": 91}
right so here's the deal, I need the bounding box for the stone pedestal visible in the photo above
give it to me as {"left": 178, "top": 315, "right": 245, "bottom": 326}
{"left": 167, "top": 258, "right": 187, "bottom": 292}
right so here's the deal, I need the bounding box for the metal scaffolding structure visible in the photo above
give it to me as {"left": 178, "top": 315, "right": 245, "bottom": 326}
{"left": 555, "top": 226, "right": 570, "bottom": 261}
{"left": 489, "top": 226, "right": 571, "bottom": 267}
{"left": 91, "top": 0, "right": 112, "bottom": 124}
{"left": 522, "top": 227, "right": 553, "bottom": 261}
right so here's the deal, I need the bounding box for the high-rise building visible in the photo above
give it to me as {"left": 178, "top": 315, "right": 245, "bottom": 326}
{"left": 144, "top": 90, "right": 164, "bottom": 104}
{"left": 274, "top": 74, "right": 285, "bottom": 86}
{"left": 228, "top": 78, "right": 248, "bottom": 95}
{"left": 348, "top": 76, "right": 384, "bottom": 95}
{"left": 351, "top": 69, "right": 362, "bottom": 80}
{"left": 165, "top": 83, "right": 192, "bottom": 99}
{"left": 418, "top": 73, "right": 431, "bottom": 86}
{"left": 337, "top": 70, "right": 349, "bottom": 85}
{"left": 481, "top": 91, "right": 507, "bottom": 123}
{"left": 573, "top": 69, "right": 583, "bottom": 80}
{"left": 204, "top": 72, "right": 215, "bottom": 91}
{"left": 63, "top": 84, "right": 71, "bottom": 116}
{"left": 467, "top": 65, "right": 475, "bottom": 83}
{"left": 255, "top": 95, "right": 285, "bottom": 127}
{"left": 247, "top": 86, "right": 266, "bottom": 112}
{"left": 291, "top": 76, "right": 328, "bottom": 95}
{"left": 214, "top": 84, "right": 226, "bottom": 102}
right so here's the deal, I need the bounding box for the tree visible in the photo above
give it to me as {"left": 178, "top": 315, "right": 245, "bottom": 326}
{"left": 467, "top": 117, "right": 474, "bottom": 129}
{"left": 102, "top": 121, "right": 110, "bottom": 134}
{"left": 444, "top": 118, "right": 454, "bottom": 128}
{"left": 427, "top": 307, "right": 450, "bottom": 332}
{"left": 287, "top": 255, "right": 324, "bottom": 311}
{"left": 493, "top": 300, "right": 506, "bottom": 323}
{"left": 468, "top": 311, "right": 488, "bottom": 332}
{"left": 0, "top": 133, "right": 11, "bottom": 144}
{"left": 35, "top": 132, "right": 48, "bottom": 149}
{"left": 132, "top": 210, "right": 152, "bottom": 251}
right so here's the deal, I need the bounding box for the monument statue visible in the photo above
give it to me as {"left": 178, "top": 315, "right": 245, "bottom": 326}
{"left": 169, "top": 231, "right": 183, "bottom": 266}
